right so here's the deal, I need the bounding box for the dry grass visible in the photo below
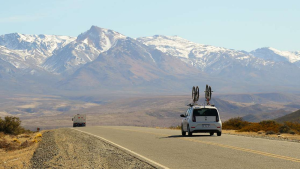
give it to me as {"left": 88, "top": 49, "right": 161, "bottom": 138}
{"left": 0, "top": 142, "right": 38, "bottom": 168}
{"left": 155, "top": 126, "right": 181, "bottom": 130}
{"left": 0, "top": 131, "right": 44, "bottom": 168}
{"left": 0, "top": 132, "right": 42, "bottom": 151}
{"left": 0, "top": 132, "right": 4, "bottom": 138}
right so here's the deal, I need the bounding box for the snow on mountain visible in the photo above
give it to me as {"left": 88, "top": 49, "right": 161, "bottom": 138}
{"left": 136, "top": 35, "right": 300, "bottom": 90}
{"left": 77, "top": 25, "right": 126, "bottom": 51}
{"left": 0, "top": 33, "right": 76, "bottom": 69}
{"left": 0, "top": 46, "right": 29, "bottom": 69}
{"left": 60, "top": 37, "right": 201, "bottom": 90}
{"left": 1, "top": 26, "right": 300, "bottom": 93}
{"left": 43, "top": 26, "right": 126, "bottom": 73}
{"left": 250, "top": 47, "right": 300, "bottom": 64}
{"left": 0, "top": 33, "right": 75, "bottom": 53}
{"left": 137, "top": 35, "right": 275, "bottom": 72}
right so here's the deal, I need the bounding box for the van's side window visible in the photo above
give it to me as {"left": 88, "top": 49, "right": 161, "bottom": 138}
{"left": 185, "top": 109, "right": 189, "bottom": 117}
{"left": 188, "top": 108, "right": 192, "bottom": 117}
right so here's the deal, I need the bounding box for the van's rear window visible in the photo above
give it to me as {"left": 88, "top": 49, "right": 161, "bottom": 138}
{"left": 193, "top": 108, "right": 218, "bottom": 116}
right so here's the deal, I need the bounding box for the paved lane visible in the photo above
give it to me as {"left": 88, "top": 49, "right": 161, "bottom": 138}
{"left": 74, "top": 126, "right": 300, "bottom": 169}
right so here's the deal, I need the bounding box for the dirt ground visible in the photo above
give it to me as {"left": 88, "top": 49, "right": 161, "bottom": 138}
{"left": 0, "top": 132, "right": 42, "bottom": 169}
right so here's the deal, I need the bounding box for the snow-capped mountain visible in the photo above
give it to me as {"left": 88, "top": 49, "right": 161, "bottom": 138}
{"left": 43, "top": 26, "right": 126, "bottom": 73}
{"left": 60, "top": 37, "right": 200, "bottom": 90}
{"left": 136, "top": 35, "right": 300, "bottom": 92}
{"left": 0, "top": 33, "right": 75, "bottom": 68}
{"left": 0, "top": 26, "right": 300, "bottom": 93}
{"left": 250, "top": 47, "right": 300, "bottom": 65}
{"left": 137, "top": 35, "right": 275, "bottom": 73}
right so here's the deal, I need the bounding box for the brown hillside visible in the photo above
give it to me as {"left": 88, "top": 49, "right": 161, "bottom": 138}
{"left": 275, "top": 109, "right": 300, "bottom": 123}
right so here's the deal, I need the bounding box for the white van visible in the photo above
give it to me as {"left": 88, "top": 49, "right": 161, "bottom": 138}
{"left": 180, "top": 105, "right": 222, "bottom": 136}
{"left": 72, "top": 114, "right": 86, "bottom": 127}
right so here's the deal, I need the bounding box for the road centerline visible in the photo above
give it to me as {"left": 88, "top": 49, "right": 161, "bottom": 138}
{"left": 100, "top": 126, "right": 300, "bottom": 163}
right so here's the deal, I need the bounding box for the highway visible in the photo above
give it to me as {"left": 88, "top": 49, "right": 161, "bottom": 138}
{"left": 74, "top": 126, "right": 300, "bottom": 169}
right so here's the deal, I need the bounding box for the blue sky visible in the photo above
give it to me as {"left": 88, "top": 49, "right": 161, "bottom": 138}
{"left": 0, "top": 0, "right": 299, "bottom": 51}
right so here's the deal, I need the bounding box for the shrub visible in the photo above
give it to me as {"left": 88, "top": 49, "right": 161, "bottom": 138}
{"left": 0, "top": 116, "right": 28, "bottom": 135}
{"left": 223, "top": 117, "right": 249, "bottom": 130}
{"left": 6, "top": 142, "right": 20, "bottom": 151}
{"left": 284, "top": 122, "right": 300, "bottom": 134}
{"left": 279, "top": 124, "right": 291, "bottom": 133}
{"left": 12, "top": 138, "right": 21, "bottom": 144}
{"left": 259, "top": 120, "right": 281, "bottom": 133}
{"left": 34, "top": 133, "right": 42, "bottom": 139}
{"left": 223, "top": 117, "right": 300, "bottom": 135}
{"left": 239, "top": 123, "right": 262, "bottom": 132}
{"left": 0, "top": 132, "right": 4, "bottom": 138}
{"left": 21, "top": 140, "right": 34, "bottom": 148}
{"left": 0, "top": 139, "right": 8, "bottom": 149}
{"left": 289, "top": 131, "right": 296, "bottom": 135}
{"left": 266, "top": 131, "right": 276, "bottom": 135}
{"left": 169, "top": 126, "right": 181, "bottom": 130}
{"left": 257, "top": 131, "right": 263, "bottom": 134}
{"left": 32, "top": 139, "right": 39, "bottom": 143}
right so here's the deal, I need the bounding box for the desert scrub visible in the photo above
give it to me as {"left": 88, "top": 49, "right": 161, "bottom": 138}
{"left": 31, "top": 133, "right": 42, "bottom": 143}
{"left": 239, "top": 123, "right": 262, "bottom": 132}
{"left": 259, "top": 120, "right": 281, "bottom": 133}
{"left": 6, "top": 141, "right": 21, "bottom": 151}
{"left": 279, "top": 124, "right": 291, "bottom": 133}
{"left": 222, "top": 117, "right": 249, "bottom": 130}
{"left": 0, "top": 138, "right": 8, "bottom": 149}
{"left": 13, "top": 138, "right": 21, "bottom": 144}
{"left": 168, "top": 125, "right": 181, "bottom": 130}
{"left": 222, "top": 117, "right": 299, "bottom": 134}
{"left": 32, "top": 139, "right": 40, "bottom": 143}
{"left": 266, "top": 131, "right": 276, "bottom": 135}
{"left": 284, "top": 122, "right": 300, "bottom": 134}
{"left": 0, "top": 116, "right": 32, "bottom": 135}
{"left": 21, "top": 140, "right": 34, "bottom": 148}
{"left": 0, "top": 132, "right": 4, "bottom": 138}
{"left": 0, "top": 132, "right": 40, "bottom": 151}
{"left": 257, "top": 131, "right": 263, "bottom": 134}
{"left": 34, "top": 133, "right": 42, "bottom": 138}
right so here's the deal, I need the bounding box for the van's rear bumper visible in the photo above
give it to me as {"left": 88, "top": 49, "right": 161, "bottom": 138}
{"left": 190, "top": 122, "right": 222, "bottom": 132}
{"left": 191, "top": 129, "right": 221, "bottom": 133}
{"left": 73, "top": 123, "right": 86, "bottom": 127}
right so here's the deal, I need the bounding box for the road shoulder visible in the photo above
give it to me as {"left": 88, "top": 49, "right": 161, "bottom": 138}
{"left": 30, "top": 128, "right": 156, "bottom": 168}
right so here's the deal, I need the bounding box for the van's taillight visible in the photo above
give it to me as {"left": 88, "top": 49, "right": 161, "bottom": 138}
{"left": 216, "top": 116, "right": 219, "bottom": 122}
{"left": 192, "top": 116, "right": 196, "bottom": 122}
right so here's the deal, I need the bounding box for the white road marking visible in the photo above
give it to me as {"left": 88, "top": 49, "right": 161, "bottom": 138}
{"left": 71, "top": 128, "right": 169, "bottom": 169}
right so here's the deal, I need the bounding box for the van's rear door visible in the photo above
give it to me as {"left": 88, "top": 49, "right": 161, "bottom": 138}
{"left": 193, "top": 108, "right": 218, "bottom": 122}
{"left": 196, "top": 116, "right": 216, "bottom": 122}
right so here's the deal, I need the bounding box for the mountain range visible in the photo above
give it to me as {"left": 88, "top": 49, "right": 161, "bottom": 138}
{"left": 1, "top": 25, "right": 300, "bottom": 94}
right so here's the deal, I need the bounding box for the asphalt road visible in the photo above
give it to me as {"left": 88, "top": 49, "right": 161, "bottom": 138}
{"left": 74, "top": 126, "right": 300, "bottom": 169}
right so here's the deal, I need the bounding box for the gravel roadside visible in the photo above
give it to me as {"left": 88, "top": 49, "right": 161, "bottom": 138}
{"left": 30, "top": 128, "right": 156, "bottom": 168}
